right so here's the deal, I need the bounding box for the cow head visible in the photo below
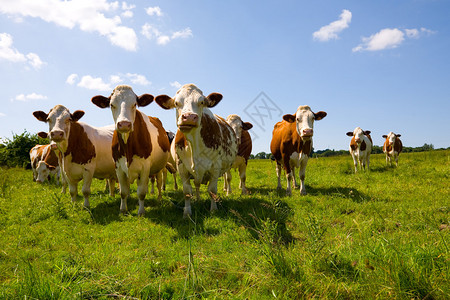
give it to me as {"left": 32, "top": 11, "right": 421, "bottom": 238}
{"left": 91, "top": 85, "right": 154, "bottom": 139}
{"left": 36, "top": 161, "right": 56, "bottom": 183}
{"left": 346, "top": 127, "right": 371, "bottom": 144}
{"left": 33, "top": 105, "right": 85, "bottom": 144}
{"left": 155, "top": 84, "right": 223, "bottom": 132}
{"left": 382, "top": 132, "right": 401, "bottom": 146}
{"left": 283, "top": 106, "right": 327, "bottom": 140}
{"left": 226, "top": 114, "right": 253, "bottom": 146}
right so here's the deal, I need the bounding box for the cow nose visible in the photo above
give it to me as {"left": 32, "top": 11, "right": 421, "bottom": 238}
{"left": 117, "top": 121, "right": 132, "bottom": 131}
{"left": 303, "top": 129, "right": 313, "bottom": 136}
{"left": 181, "top": 114, "right": 198, "bottom": 123}
{"left": 355, "top": 138, "right": 361, "bottom": 143}
{"left": 50, "top": 130, "right": 64, "bottom": 140}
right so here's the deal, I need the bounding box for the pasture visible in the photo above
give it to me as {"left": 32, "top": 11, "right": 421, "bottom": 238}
{"left": 0, "top": 150, "right": 448, "bottom": 299}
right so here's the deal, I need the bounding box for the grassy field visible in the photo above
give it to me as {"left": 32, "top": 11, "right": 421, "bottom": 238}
{"left": 0, "top": 150, "right": 448, "bottom": 299}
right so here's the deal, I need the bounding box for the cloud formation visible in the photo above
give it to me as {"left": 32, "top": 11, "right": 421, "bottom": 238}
{"left": 0, "top": 0, "right": 138, "bottom": 51}
{"left": 66, "top": 73, "right": 151, "bottom": 91}
{"left": 170, "top": 81, "right": 182, "bottom": 89}
{"left": 146, "top": 6, "right": 163, "bottom": 17}
{"left": 11, "top": 92, "right": 47, "bottom": 102}
{"left": 142, "top": 24, "right": 193, "bottom": 45}
{"left": 0, "top": 33, "right": 45, "bottom": 69}
{"left": 352, "top": 27, "right": 434, "bottom": 52}
{"left": 313, "top": 9, "right": 352, "bottom": 41}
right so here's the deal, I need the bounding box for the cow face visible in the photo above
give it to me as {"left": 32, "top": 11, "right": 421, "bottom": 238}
{"left": 346, "top": 127, "right": 371, "bottom": 144}
{"left": 283, "top": 106, "right": 327, "bottom": 140}
{"left": 382, "top": 132, "right": 401, "bottom": 146}
{"left": 33, "top": 105, "right": 84, "bottom": 143}
{"left": 226, "top": 114, "right": 253, "bottom": 146}
{"left": 91, "top": 85, "right": 154, "bottom": 135}
{"left": 36, "top": 161, "right": 55, "bottom": 183}
{"left": 155, "top": 84, "right": 223, "bottom": 132}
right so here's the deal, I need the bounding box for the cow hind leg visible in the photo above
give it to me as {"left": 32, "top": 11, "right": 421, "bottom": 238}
{"left": 156, "top": 171, "right": 163, "bottom": 201}
{"left": 207, "top": 179, "right": 219, "bottom": 212}
{"left": 108, "top": 179, "right": 116, "bottom": 197}
{"left": 172, "top": 173, "right": 178, "bottom": 190}
{"left": 224, "top": 171, "right": 232, "bottom": 195}
{"left": 275, "top": 162, "right": 282, "bottom": 190}
{"left": 239, "top": 164, "right": 249, "bottom": 195}
{"left": 81, "top": 174, "right": 94, "bottom": 209}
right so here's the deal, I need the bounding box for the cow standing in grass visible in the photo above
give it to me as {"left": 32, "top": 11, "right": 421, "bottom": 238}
{"left": 224, "top": 114, "right": 253, "bottom": 195}
{"left": 270, "top": 105, "right": 327, "bottom": 196}
{"left": 155, "top": 84, "right": 237, "bottom": 217}
{"left": 33, "top": 105, "right": 117, "bottom": 208}
{"left": 35, "top": 144, "right": 61, "bottom": 184}
{"left": 382, "top": 132, "right": 403, "bottom": 166}
{"left": 92, "top": 85, "right": 170, "bottom": 216}
{"left": 346, "top": 127, "right": 373, "bottom": 172}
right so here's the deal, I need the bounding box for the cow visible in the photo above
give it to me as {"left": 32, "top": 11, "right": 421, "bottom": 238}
{"left": 270, "top": 105, "right": 327, "bottom": 196}
{"left": 224, "top": 114, "right": 253, "bottom": 195}
{"left": 35, "top": 144, "right": 61, "bottom": 184}
{"left": 162, "top": 131, "right": 178, "bottom": 191}
{"left": 382, "top": 132, "right": 403, "bottom": 166}
{"left": 91, "top": 85, "right": 170, "bottom": 216}
{"left": 155, "top": 83, "right": 237, "bottom": 217}
{"left": 346, "top": 127, "right": 373, "bottom": 172}
{"left": 33, "top": 105, "right": 117, "bottom": 208}
{"left": 29, "top": 144, "right": 47, "bottom": 181}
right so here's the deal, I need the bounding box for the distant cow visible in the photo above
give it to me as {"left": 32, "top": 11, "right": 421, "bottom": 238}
{"left": 224, "top": 114, "right": 253, "bottom": 195}
{"left": 92, "top": 85, "right": 170, "bottom": 216}
{"left": 155, "top": 83, "right": 237, "bottom": 217}
{"left": 33, "top": 105, "right": 117, "bottom": 208}
{"left": 35, "top": 144, "right": 61, "bottom": 184}
{"left": 382, "top": 132, "right": 403, "bottom": 166}
{"left": 30, "top": 144, "right": 47, "bottom": 181}
{"left": 346, "top": 127, "right": 373, "bottom": 172}
{"left": 270, "top": 106, "right": 327, "bottom": 196}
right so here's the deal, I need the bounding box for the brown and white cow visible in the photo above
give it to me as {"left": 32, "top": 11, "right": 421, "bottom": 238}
{"left": 155, "top": 83, "right": 237, "bottom": 217}
{"left": 270, "top": 106, "right": 327, "bottom": 196}
{"left": 91, "top": 85, "right": 170, "bottom": 216}
{"left": 224, "top": 114, "right": 253, "bottom": 195}
{"left": 346, "top": 127, "right": 373, "bottom": 172}
{"left": 30, "top": 144, "right": 47, "bottom": 181}
{"left": 35, "top": 144, "right": 61, "bottom": 184}
{"left": 33, "top": 105, "right": 117, "bottom": 208}
{"left": 382, "top": 132, "right": 403, "bottom": 166}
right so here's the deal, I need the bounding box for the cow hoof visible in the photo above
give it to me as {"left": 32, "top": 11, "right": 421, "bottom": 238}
{"left": 120, "top": 209, "right": 128, "bottom": 215}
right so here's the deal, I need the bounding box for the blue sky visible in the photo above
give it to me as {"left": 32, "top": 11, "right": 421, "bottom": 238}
{"left": 0, "top": 0, "right": 449, "bottom": 153}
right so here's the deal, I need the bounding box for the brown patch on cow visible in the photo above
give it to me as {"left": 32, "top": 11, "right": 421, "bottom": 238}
{"left": 65, "top": 122, "right": 96, "bottom": 165}
{"left": 394, "top": 138, "right": 403, "bottom": 153}
{"left": 43, "top": 147, "right": 59, "bottom": 167}
{"left": 238, "top": 130, "right": 252, "bottom": 164}
{"left": 270, "top": 120, "right": 312, "bottom": 174}
{"left": 360, "top": 141, "right": 367, "bottom": 151}
{"left": 200, "top": 114, "right": 233, "bottom": 156}
{"left": 148, "top": 116, "right": 170, "bottom": 153}
{"left": 174, "top": 130, "right": 188, "bottom": 149}
{"left": 112, "top": 111, "right": 152, "bottom": 165}
{"left": 365, "top": 134, "right": 373, "bottom": 145}
{"left": 349, "top": 137, "right": 358, "bottom": 151}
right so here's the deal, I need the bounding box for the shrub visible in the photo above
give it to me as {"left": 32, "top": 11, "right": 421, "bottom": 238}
{"left": 0, "top": 130, "right": 49, "bottom": 168}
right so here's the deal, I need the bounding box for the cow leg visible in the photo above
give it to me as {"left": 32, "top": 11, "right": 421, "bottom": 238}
{"left": 239, "top": 163, "right": 249, "bottom": 195}
{"left": 224, "top": 171, "right": 232, "bottom": 195}
{"left": 299, "top": 155, "right": 308, "bottom": 195}
{"left": 275, "top": 162, "right": 282, "bottom": 190}
{"left": 291, "top": 166, "right": 299, "bottom": 189}
{"left": 155, "top": 170, "right": 163, "bottom": 201}
{"left": 60, "top": 170, "right": 68, "bottom": 194}
{"left": 68, "top": 178, "right": 78, "bottom": 203}
{"left": 172, "top": 173, "right": 178, "bottom": 190}
{"left": 162, "top": 168, "right": 167, "bottom": 191}
{"left": 207, "top": 178, "right": 219, "bottom": 212}
{"left": 179, "top": 166, "right": 193, "bottom": 217}
{"left": 108, "top": 179, "right": 116, "bottom": 197}
{"left": 351, "top": 153, "right": 358, "bottom": 173}
{"left": 150, "top": 176, "right": 155, "bottom": 194}
{"left": 395, "top": 154, "right": 399, "bottom": 166}
{"left": 366, "top": 154, "right": 370, "bottom": 171}
{"left": 136, "top": 173, "right": 149, "bottom": 217}
{"left": 81, "top": 173, "right": 93, "bottom": 209}
{"left": 117, "top": 170, "right": 130, "bottom": 214}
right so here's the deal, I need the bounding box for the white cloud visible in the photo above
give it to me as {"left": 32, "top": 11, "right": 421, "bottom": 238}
{"left": 11, "top": 92, "right": 47, "bottom": 102}
{"left": 121, "top": 2, "right": 134, "bottom": 18}
{"left": 157, "top": 35, "right": 170, "bottom": 45}
{"left": 170, "top": 81, "right": 182, "bottom": 89}
{"left": 146, "top": 6, "right": 163, "bottom": 17}
{"left": 0, "top": 112, "right": 5, "bottom": 117}
{"left": 313, "top": 9, "right": 352, "bottom": 42}
{"left": 0, "top": 0, "right": 138, "bottom": 51}
{"left": 141, "top": 23, "right": 161, "bottom": 40}
{"left": 0, "top": 33, "right": 45, "bottom": 69}
{"left": 172, "top": 28, "right": 193, "bottom": 40}
{"left": 67, "top": 73, "right": 150, "bottom": 91}
{"left": 142, "top": 23, "right": 193, "bottom": 46}
{"left": 352, "top": 27, "right": 434, "bottom": 52}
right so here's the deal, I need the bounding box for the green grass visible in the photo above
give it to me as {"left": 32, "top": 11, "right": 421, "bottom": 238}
{"left": 0, "top": 151, "right": 448, "bottom": 299}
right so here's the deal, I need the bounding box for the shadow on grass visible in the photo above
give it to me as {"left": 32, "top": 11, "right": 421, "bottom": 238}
{"left": 305, "top": 185, "right": 385, "bottom": 203}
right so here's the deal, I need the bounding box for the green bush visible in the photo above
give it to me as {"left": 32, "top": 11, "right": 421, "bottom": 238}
{"left": 0, "top": 130, "right": 49, "bottom": 168}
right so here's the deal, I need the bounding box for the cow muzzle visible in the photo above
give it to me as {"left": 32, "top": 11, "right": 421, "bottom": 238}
{"left": 301, "top": 128, "right": 314, "bottom": 138}
{"left": 50, "top": 130, "right": 64, "bottom": 142}
{"left": 179, "top": 113, "right": 199, "bottom": 131}
{"left": 117, "top": 121, "right": 132, "bottom": 133}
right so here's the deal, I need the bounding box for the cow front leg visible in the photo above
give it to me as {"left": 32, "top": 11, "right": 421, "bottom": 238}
{"left": 117, "top": 170, "right": 130, "bottom": 214}
{"left": 68, "top": 178, "right": 78, "bottom": 203}
{"left": 172, "top": 173, "right": 178, "bottom": 190}
{"left": 299, "top": 156, "right": 308, "bottom": 195}
{"left": 136, "top": 175, "right": 149, "bottom": 216}
{"left": 224, "top": 171, "right": 232, "bottom": 195}
{"left": 207, "top": 178, "right": 219, "bottom": 212}
{"left": 155, "top": 170, "right": 163, "bottom": 201}
{"left": 81, "top": 173, "right": 94, "bottom": 209}
{"left": 275, "top": 162, "right": 282, "bottom": 190}
{"left": 179, "top": 167, "right": 193, "bottom": 217}
{"left": 108, "top": 179, "right": 116, "bottom": 197}
{"left": 291, "top": 166, "right": 299, "bottom": 189}
{"left": 239, "top": 163, "right": 249, "bottom": 195}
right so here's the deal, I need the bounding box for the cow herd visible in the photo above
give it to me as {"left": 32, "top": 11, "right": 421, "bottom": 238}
{"left": 30, "top": 83, "right": 403, "bottom": 217}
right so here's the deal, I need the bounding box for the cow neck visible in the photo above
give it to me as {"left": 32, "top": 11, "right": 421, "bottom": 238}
{"left": 64, "top": 121, "right": 96, "bottom": 165}
{"left": 292, "top": 122, "right": 313, "bottom": 156}
{"left": 112, "top": 110, "right": 152, "bottom": 165}
{"left": 238, "top": 130, "right": 252, "bottom": 163}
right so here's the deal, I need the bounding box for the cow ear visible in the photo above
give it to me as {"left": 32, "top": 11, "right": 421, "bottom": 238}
{"left": 242, "top": 122, "right": 253, "bottom": 130}
{"left": 137, "top": 94, "right": 154, "bottom": 107}
{"left": 382, "top": 135, "right": 388, "bottom": 139}
{"left": 38, "top": 131, "right": 48, "bottom": 138}
{"left": 283, "top": 114, "right": 296, "bottom": 123}
{"left": 33, "top": 111, "right": 48, "bottom": 122}
{"left": 155, "top": 95, "right": 175, "bottom": 110}
{"left": 91, "top": 95, "right": 110, "bottom": 108}
{"left": 396, "top": 134, "right": 401, "bottom": 137}
{"left": 205, "top": 93, "right": 223, "bottom": 108}
{"left": 364, "top": 130, "right": 371, "bottom": 135}
{"left": 346, "top": 132, "right": 354, "bottom": 137}
{"left": 71, "top": 110, "right": 85, "bottom": 121}
{"left": 314, "top": 111, "right": 327, "bottom": 120}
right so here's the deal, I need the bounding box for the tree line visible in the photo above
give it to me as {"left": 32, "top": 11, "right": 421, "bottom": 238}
{"left": 0, "top": 130, "right": 445, "bottom": 168}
